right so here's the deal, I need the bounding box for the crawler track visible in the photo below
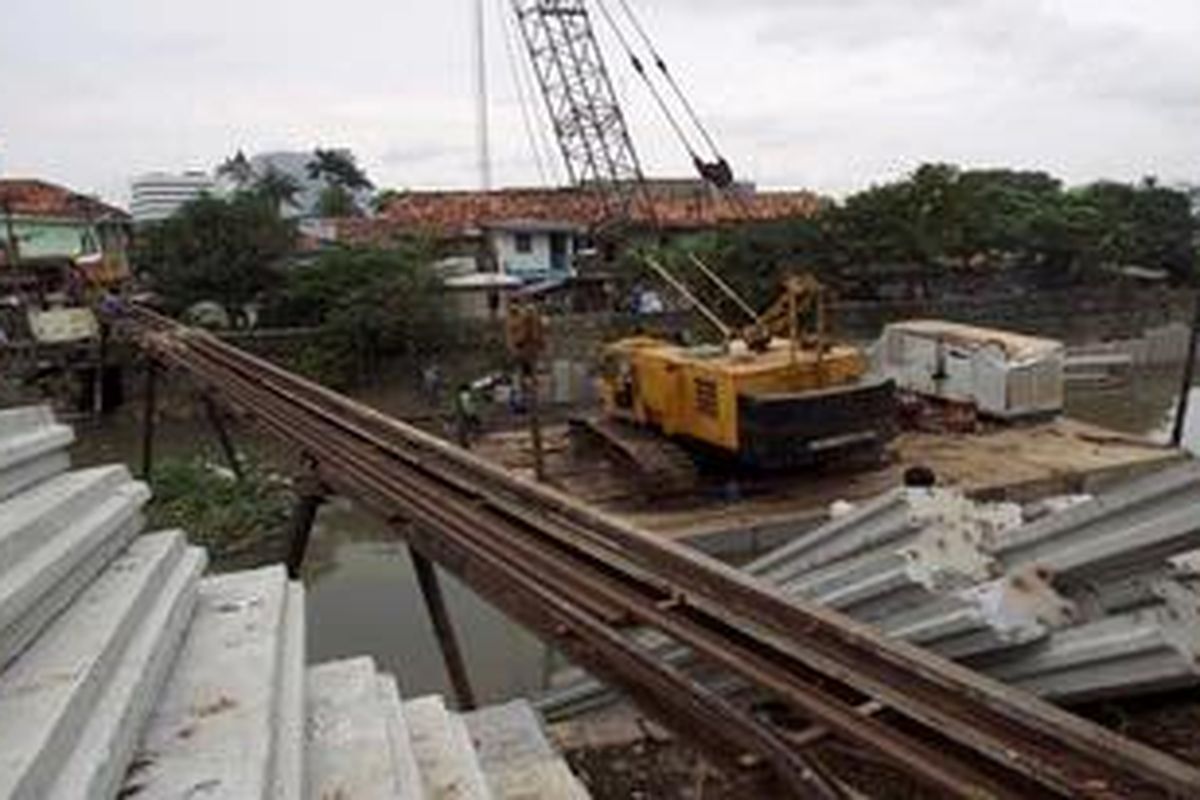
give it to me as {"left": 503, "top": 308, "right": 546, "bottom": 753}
{"left": 129, "top": 306, "right": 1200, "bottom": 799}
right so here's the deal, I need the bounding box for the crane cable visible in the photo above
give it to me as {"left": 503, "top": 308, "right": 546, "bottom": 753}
{"left": 612, "top": 0, "right": 724, "bottom": 162}
{"left": 594, "top": 0, "right": 735, "bottom": 191}
{"left": 592, "top": 0, "right": 700, "bottom": 164}
{"left": 498, "top": 0, "right": 554, "bottom": 186}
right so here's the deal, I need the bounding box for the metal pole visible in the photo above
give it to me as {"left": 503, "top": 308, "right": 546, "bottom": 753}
{"left": 140, "top": 360, "right": 158, "bottom": 480}
{"left": 92, "top": 324, "right": 107, "bottom": 417}
{"left": 200, "top": 393, "right": 244, "bottom": 481}
{"left": 410, "top": 546, "right": 477, "bottom": 710}
{"left": 475, "top": 0, "right": 492, "bottom": 191}
{"left": 525, "top": 362, "right": 546, "bottom": 482}
{"left": 284, "top": 490, "right": 325, "bottom": 580}
{"left": 1170, "top": 291, "right": 1200, "bottom": 449}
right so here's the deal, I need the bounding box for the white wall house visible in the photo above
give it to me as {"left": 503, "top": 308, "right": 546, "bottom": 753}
{"left": 130, "top": 172, "right": 215, "bottom": 223}
{"left": 485, "top": 219, "right": 585, "bottom": 282}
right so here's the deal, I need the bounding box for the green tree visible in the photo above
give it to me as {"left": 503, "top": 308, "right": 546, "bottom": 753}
{"left": 252, "top": 166, "right": 302, "bottom": 214}
{"left": 134, "top": 194, "right": 296, "bottom": 324}
{"left": 306, "top": 148, "right": 374, "bottom": 190}
{"left": 305, "top": 149, "right": 374, "bottom": 218}
{"left": 261, "top": 243, "right": 450, "bottom": 383}
{"left": 317, "top": 185, "right": 358, "bottom": 217}
{"left": 216, "top": 150, "right": 255, "bottom": 191}
{"left": 697, "top": 164, "right": 1197, "bottom": 294}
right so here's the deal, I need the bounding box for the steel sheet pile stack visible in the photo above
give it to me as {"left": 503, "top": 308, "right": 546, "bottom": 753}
{"left": 542, "top": 460, "right": 1200, "bottom": 717}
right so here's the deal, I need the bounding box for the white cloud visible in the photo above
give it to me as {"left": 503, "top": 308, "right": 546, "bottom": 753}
{"left": 1, "top": 0, "right": 1196, "bottom": 206}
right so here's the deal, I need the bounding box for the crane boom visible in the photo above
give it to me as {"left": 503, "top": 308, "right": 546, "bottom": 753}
{"left": 509, "top": 0, "right": 646, "bottom": 220}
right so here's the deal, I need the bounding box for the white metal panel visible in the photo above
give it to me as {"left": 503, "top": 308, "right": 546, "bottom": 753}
{"left": 878, "top": 322, "right": 1064, "bottom": 419}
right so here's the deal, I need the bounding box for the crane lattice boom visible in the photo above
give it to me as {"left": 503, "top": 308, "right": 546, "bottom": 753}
{"left": 510, "top": 0, "right": 646, "bottom": 218}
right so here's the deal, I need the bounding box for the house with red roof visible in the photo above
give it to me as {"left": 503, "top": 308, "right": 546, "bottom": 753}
{"left": 334, "top": 182, "right": 822, "bottom": 287}
{"left": 0, "top": 179, "right": 132, "bottom": 288}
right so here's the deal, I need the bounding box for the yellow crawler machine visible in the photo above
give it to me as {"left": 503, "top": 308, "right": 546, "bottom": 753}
{"left": 595, "top": 267, "right": 896, "bottom": 471}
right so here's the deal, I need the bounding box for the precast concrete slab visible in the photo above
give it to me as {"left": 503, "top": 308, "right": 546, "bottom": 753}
{"left": 0, "top": 465, "right": 133, "bottom": 573}
{"left": 462, "top": 700, "right": 590, "bottom": 800}
{"left": 0, "top": 406, "right": 73, "bottom": 502}
{"left": 879, "top": 567, "right": 1075, "bottom": 660}
{"left": 405, "top": 695, "right": 491, "bottom": 800}
{"left": 991, "top": 461, "right": 1200, "bottom": 572}
{"left": 783, "top": 521, "right": 996, "bottom": 623}
{"left": 983, "top": 603, "right": 1200, "bottom": 703}
{"left": 0, "top": 482, "right": 149, "bottom": 639}
{"left": 47, "top": 544, "right": 206, "bottom": 800}
{"left": 377, "top": 673, "right": 426, "bottom": 800}
{"left": 274, "top": 582, "right": 306, "bottom": 800}
{"left": 0, "top": 531, "right": 186, "bottom": 800}
{"left": 124, "top": 565, "right": 291, "bottom": 799}
{"left": 749, "top": 487, "right": 1019, "bottom": 588}
{"left": 1034, "top": 503, "right": 1200, "bottom": 586}
{"left": 305, "top": 658, "right": 406, "bottom": 800}
{"left": 0, "top": 514, "right": 142, "bottom": 670}
{"left": 0, "top": 450, "right": 71, "bottom": 506}
{"left": 746, "top": 489, "right": 914, "bottom": 583}
{"left": 1069, "top": 568, "right": 1199, "bottom": 621}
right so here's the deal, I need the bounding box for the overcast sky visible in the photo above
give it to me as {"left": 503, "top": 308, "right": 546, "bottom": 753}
{"left": 2, "top": 0, "right": 1197, "bottom": 207}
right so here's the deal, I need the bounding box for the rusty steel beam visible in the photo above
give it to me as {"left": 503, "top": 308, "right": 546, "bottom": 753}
{"left": 128, "top": 307, "right": 1200, "bottom": 800}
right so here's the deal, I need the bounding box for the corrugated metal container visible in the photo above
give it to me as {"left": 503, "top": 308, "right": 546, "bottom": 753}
{"left": 877, "top": 320, "right": 1064, "bottom": 419}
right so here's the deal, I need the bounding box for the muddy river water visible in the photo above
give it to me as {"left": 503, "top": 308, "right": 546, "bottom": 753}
{"left": 67, "top": 368, "right": 1199, "bottom": 705}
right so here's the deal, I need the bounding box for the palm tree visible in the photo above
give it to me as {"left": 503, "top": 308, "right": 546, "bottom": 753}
{"left": 306, "top": 148, "right": 374, "bottom": 192}
{"left": 253, "top": 167, "right": 302, "bottom": 215}
{"left": 216, "top": 150, "right": 255, "bottom": 191}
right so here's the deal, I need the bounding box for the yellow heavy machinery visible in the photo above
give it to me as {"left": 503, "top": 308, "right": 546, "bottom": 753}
{"left": 592, "top": 260, "right": 895, "bottom": 475}
{"left": 507, "top": 1, "right": 894, "bottom": 482}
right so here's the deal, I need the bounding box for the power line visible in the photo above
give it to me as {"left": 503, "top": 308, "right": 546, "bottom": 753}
{"left": 612, "top": 0, "right": 723, "bottom": 160}
{"left": 497, "top": 0, "right": 552, "bottom": 185}
{"left": 593, "top": 0, "right": 699, "bottom": 162}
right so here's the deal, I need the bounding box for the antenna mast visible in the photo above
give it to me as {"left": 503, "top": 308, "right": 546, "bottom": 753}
{"left": 475, "top": 0, "right": 493, "bottom": 190}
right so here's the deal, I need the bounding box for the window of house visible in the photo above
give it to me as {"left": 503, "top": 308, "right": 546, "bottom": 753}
{"left": 514, "top": 232, "right": 533, "bottom": 253}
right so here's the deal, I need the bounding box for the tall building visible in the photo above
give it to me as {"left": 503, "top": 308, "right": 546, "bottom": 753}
{"left": 130, "top": 172, "right": 215, "bottom": 223}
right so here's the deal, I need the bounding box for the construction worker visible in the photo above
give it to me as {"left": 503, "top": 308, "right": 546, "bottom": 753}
{"left": 454, "top": 383, "right": 480, "bottom": 448}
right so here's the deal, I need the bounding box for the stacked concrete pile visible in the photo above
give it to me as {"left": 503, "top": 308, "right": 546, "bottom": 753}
{"left": 975, "top": 462, "right": 1200, "bottom": 702}
{"left": 0, "top": 406, "right": 588, "bottom": 800}
{"left": 540, "top": 462, "right": 1200, "bottom": 717}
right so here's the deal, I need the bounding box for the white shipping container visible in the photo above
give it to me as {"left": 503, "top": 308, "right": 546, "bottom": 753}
{"left": 877, "top": 320, "right": 1064, "bottom": 419}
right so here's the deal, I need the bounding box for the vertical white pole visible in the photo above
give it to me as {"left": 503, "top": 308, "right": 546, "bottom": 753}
{"left": 475, "top": 0, "right": 493, "bottom": 190}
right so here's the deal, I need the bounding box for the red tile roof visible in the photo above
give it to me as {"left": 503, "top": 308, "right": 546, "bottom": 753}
{"left": 337, "top": 186, "right": 821, "bottom": 245}
{"left": 0, "top": 179, "right": 129, "bottom": 221}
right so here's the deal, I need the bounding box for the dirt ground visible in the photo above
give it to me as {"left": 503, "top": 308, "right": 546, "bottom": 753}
{"left": 556, "top": 692, "right": 1200, "bottom": 800}
{"left": 474, "top": 417, "right": 1181, "bottom": 544}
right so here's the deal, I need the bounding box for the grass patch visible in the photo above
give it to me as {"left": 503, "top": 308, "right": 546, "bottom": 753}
{"left": 147, "top": 456, "right": 293, "bottom": 571}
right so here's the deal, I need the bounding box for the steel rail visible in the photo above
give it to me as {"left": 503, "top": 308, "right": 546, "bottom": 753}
{"left": 211, "top": 362, "right": 1016, "bottom": 797}
{"left": 169, "top": 319, "right": 1193, "bottom": 797}
{"left": 142, "top": 326, "right": 1024, "bottom": 798}
{"left": 129, "top": 309, "right": 1200, "bottom": 799}
{"left": 135, "top": 325, "right": 849, "bottom": 798}
{"left": 136, "top": 311, "right": 1185, "bottom": 796}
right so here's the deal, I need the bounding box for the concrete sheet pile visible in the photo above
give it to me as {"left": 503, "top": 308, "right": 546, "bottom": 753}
{"left": 0, "top": 405, "right": 73, "bottom": 502}
{"left": 0, "top": 406, "right": 589, "bottom": 800}
{"left": 539, "top": 462, "right": 1200, "bottom": 718}
{"left": 974, "top": 461, "right": 1200, "bottom": 702}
